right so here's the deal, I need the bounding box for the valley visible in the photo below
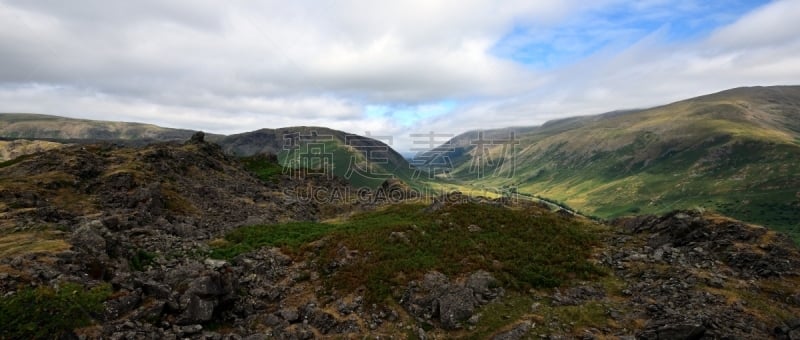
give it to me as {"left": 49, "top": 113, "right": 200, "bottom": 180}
{"left": 1, "top": 86, "right": 800, "bottom": 339}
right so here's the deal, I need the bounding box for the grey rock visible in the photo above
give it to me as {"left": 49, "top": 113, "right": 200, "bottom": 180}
{"left": 466, "top": 270, "right": 497, "bottom": 298}
{"left": 656, "top": 324, "right": 705, "bottom": 340}
{"left": 308, "top": 310, "right": 337, "bottom": 334}
{"left": 787, "top": 318, "right": 800, "bottom": 329}
{"left": 438, "top": 286, "right": 476, "bottom": 330}
{"left": 467, "top": 313, "right": 481, "bottom": 325}
{"left": 129, "top": 300, "right": 165, "bottom": 321}
{"left": 202, "top": 331, "right": 223, "bottom": 340}
{"left": 467, "top": 224, "right": 482, "bottom": 232}
{"left": 421, "top": 271, "right": 449, "bottom": 291}
{"left": 139, "top": 280, "right": 172, "bottom": 299}
{"left": 417, "top": 327, "right": 427, "bottom": 340}
{"left": 187, "top": 275, "right": 224, "bottom": 297}
{"left": 263, "top": 314, "right": 283, "bottom": 327}
{"left": 71, "top": 224, "right": 107, "bottom": 256}
{"left": 279, "top": 308, "right": 300, "bottom": 323}
{"left": 789, "top": 328, "right": 800, "bottom": 340}
{"left": 180, "top": 324, "right": 203, "bottom": 335}
{"left": 492, "top": 321, "right": 532, "bottom": 340}
{"left": 177, "top": 295, "right": 217, "bottom": 325}
{"left": 103, "top": 291, "right": 142, "bottom": 320}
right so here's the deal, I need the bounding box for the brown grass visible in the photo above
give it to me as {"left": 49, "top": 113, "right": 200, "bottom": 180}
{"left": 0, "top": 231, "right": 70, "bottom": 258}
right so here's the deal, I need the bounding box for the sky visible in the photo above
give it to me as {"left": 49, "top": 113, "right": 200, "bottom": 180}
{"left": 1, "top": 0, "right": 799, "bottom": 155}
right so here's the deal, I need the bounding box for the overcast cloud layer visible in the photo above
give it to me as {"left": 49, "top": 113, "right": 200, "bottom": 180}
{"left": 1, "top": 0, "right": 799, "bottom": 153}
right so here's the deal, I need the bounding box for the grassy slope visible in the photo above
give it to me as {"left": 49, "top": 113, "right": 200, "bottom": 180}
{"left": 0, "top": 113, "right": 199, "bottom": 141}
{"left": 442, "top": 86, "right": 800, "bottom": 241}
{"left": 211, "top": 202, "right": 605, "bottom": 301}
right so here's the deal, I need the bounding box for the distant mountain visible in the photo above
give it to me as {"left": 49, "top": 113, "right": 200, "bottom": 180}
{"left": 436, "top": 86, "right": 800, "bottom": 240}
{"left": 0, "top": 113, "right": 208, "bottom": 143}
{"left": 0, "top": 113, "right": 415, "bottom": 189}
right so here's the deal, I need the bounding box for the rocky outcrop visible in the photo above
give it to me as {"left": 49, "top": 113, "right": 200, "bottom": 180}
{"left": 402, "top": 270, "right": 503, "bottom": 330}
{"left": 604, "top": 210, "right": 800, "bottom": 339}
{"left": 615, "top": 210, "right": 800, "bottom": 279}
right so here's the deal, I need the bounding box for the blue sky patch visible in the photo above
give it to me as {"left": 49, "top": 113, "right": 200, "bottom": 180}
{"left": 492, "top": 0, "right": 772, "bottom": 69}
{"left": 365, "top": 100, "right": 458, "bottom": 127}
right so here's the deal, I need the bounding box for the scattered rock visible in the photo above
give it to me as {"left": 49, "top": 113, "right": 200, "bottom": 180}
{"left": 492, "top": 321, "right": 532, "bottom": 340}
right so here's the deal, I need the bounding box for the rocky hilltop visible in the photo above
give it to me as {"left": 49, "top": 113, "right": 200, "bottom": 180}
{"left": 0, "top": 135, "right": 799, "bottom": 339}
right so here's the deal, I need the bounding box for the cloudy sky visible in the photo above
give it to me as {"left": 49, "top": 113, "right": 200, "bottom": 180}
{"left": 1, "top": 0, "right": 799, "bottom": 154}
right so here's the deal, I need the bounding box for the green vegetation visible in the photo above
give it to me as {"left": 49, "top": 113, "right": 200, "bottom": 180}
{"left": 130, "top": 249, "right": 157, "bottom": 271}
{"left": 0, "top": 154, "right": 30, "bottom": 168}
{"left": 0, "top": 282, "right": 111, "bottom": 338}
{"left": 241, "top": 154, "right": 283, "bottom": 182}
{"left": 210, "top": 221, "right": 334, "bottom": 259}
{"left": 212, "top": 202, "right": 605, "bottom": 302}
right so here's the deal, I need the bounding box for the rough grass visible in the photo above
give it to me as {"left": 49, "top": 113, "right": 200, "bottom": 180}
{"left": 211, "top": 202, "right": 605, "bottom": 302}
{"left": 210, "top": 221, "right": 335, "bottom": 259}
{"left": 0, "top": 282, "right": 111, "bottom": 339}
{"left": 0, "top": 231, "right": 70, "bottom": 258}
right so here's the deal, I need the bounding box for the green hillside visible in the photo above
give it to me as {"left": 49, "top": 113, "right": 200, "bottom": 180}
{"left": 221, "top": 127, "right": 417, "bottom": 189}
{"left": 438, "top": 86, "right": 800, "bottom": 241}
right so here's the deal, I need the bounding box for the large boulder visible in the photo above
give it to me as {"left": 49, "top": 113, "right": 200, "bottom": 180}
{"left": 437, "top": 286, "right": 476, "bottom": 330}
{"left": 176, "top": 273, "right": 236, "bottom": 325}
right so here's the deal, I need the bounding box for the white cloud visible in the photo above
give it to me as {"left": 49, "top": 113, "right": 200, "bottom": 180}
{"left": 709, "top": 0, "right": 800, "bottom": 50}
{"left": 0, "top": 0, "right": 798, "bottom": 155}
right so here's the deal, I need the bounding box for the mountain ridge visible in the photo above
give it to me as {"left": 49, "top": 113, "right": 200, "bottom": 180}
{"left": 0, "top": 114, "right": 414, "bottom": 189}
{"left": 435, "top": 85, "right": 800, "bottom": 240}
